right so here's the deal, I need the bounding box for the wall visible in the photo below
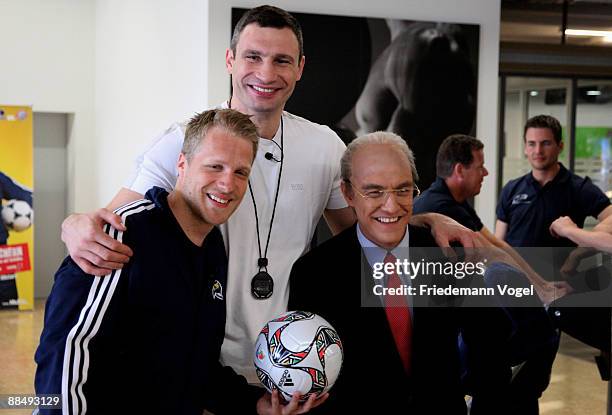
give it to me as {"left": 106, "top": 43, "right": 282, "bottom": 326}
{"left": 94, "top": 0, "right": 208, "bottom": 205}
{"left": 2, "top": 0, "right": 501, "bottom": 220}
{"left": 33, "top": 113, "right": 68, "bottom": 298}
{"left": 0, "top": 0, "right": 95, "bottom": 213}
{"left": 207, "top": 0, "right": 502, "bottom": 227}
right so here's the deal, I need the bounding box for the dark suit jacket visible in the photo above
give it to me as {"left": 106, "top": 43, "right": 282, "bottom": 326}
{"left": 289, "top": 225, "right": 510, "bottom": 414}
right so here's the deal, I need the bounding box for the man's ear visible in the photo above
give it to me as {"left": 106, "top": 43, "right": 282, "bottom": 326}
{"left": 296, "top": 55, "right": 305, "bottom": 81}
{"left": 341, "top": 181, "right": 354, "bottom": 206}
{"left": 559, "top": 141, "right": 564, "bottom": 152}
{"left": 177, "top": 153, "right": 187, "bottom": 178}
{"left": 225, "top": 48, "right": 235, "bottom": 74}
{"left": 453, "top": 163, "right": 464, "bottom": 180}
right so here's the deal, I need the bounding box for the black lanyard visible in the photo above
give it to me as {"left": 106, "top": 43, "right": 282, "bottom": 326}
{"left": 250, "top": 116, "right": 284, "bottom": 299}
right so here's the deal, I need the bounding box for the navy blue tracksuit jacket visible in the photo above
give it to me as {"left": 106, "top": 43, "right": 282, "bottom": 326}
{"left": 35, "top": 187, "right": 260, "bottom": 414}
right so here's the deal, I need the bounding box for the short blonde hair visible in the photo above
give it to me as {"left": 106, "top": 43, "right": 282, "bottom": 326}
{"left": 182, "top": 109, "right": 258, "bottom": 162}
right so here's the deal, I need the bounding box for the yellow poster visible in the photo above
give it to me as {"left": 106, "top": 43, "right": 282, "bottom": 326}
{"left": 0, "top": 105, "right": 34, "bottom": 311}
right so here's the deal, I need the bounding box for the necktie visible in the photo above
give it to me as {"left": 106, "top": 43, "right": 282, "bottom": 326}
{"left": 383, "top": 252, "right": 412, "bottom": 374}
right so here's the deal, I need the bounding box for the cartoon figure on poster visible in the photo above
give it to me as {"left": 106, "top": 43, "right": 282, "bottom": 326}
{"left": 0, "top": 172, "right": 33, "bottom": 308}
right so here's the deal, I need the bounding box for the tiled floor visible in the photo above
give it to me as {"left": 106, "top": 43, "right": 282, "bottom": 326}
{"left": 540, "top": 334, "right": 608, "bottom": 414}
{"left": 0, "top": 300, "right": 43, "bottom": 414}
{"left": 0, "top": 300, "right": 609, "bottom": 414}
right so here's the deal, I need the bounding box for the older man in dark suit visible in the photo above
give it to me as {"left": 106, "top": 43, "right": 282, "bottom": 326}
{"left": 289, "top": 132, "right": 511, "bottom": 414}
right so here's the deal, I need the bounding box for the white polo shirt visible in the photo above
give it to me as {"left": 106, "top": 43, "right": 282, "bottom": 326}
{"left": 125, "top": 105, "right": 347, "bottom": 382}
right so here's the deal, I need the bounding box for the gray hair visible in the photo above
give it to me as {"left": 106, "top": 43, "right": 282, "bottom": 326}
{"left": 340, "top": 131, "right": 419, "bottom": 183}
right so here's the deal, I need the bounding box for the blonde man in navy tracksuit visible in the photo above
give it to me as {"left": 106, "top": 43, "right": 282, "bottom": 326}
{"left": 34, "top": 109, "right": 324, "bottom": 415}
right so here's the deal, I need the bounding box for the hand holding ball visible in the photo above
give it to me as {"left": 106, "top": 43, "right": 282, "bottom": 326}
{"left": 254, "top": 311, "right": 343, "bottom": 402}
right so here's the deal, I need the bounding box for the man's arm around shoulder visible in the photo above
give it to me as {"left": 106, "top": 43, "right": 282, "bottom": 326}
{"left": 61, "top": 188, "right": 142, "bottom": 276}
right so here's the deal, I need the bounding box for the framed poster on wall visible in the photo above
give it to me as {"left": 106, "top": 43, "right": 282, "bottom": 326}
{"left": 231, "top": 9, "right": 479, "bottom": 189}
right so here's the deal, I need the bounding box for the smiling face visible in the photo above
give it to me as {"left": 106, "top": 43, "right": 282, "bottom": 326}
{"left": 342, "top": 143, "right": 414, "bottom": 249}
{"left": 176, "top": 126, "right": 254, "bottom": 227}
{"left": 226, "top": 24, "right": 304, "bottom": 118}
{"left": 524, "top": 127, "right": 563, "bottom": 172}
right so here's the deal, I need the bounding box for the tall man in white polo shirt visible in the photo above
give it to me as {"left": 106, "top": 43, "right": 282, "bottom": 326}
{"left": 60, "top": 5, "right": 476, "bottom": 382}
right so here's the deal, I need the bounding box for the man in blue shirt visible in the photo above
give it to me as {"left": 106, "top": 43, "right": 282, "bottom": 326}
{"left": 413, "top": 135, "right": 486, "bottom": 232}
{"left": 35, "top": 109, "right": 324, "bottom": 415}
{"left": 495, "top": 114, "right": 612, "bottom": 414}
{"left": 496, "top": 114, "right": 611, "bottom": 247}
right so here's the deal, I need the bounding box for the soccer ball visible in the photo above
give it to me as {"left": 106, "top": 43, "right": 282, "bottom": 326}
{"left": 254, "top": 311, "right": 343, "bottom": 402}
{"left": 2, "top": 199, "right": 33, "bottom": 232}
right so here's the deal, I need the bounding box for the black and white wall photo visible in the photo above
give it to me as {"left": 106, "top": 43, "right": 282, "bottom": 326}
{"left": 233, "top": 9, "right": 480, "bottom": 189}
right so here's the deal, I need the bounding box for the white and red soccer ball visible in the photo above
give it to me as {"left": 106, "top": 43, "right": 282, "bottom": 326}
{"left": 254, "top": 311, "right": 343, "bottom": 402}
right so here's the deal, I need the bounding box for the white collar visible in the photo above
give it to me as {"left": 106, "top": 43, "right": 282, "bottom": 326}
{"left": 356, "top": 223, "right": 409, "bottom": 269}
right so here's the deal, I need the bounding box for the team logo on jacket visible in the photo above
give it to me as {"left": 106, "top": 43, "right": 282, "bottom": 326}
{"left": 511, "top": 193, "right": 531, "bottom": 205}
{"left": 211, "top": 280, "right": 224, "bottom": 301}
